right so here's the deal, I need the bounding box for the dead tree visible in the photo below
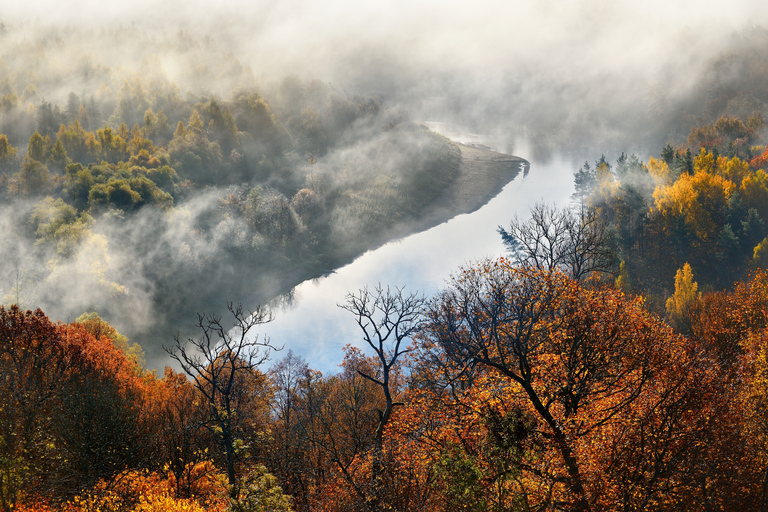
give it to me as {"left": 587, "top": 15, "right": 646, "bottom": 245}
{"left": 339, "top": 284, "right": 426, "bottom": 510}
{"left": 165, "top": 302, "right": 277, "bottom": 491}
{"left": 498, "top": 202, "right": 615, "bottom": 280}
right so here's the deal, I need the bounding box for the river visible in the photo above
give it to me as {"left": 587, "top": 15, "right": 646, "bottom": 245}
{"left": 261, "top": 133, "right": 577, "bottom": 374}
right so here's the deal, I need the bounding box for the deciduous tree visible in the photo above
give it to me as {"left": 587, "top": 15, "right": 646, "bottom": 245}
{"left": 165, "top": 303, "right": 277, "bottom": 492}
{"left": 498, "top": 203, "right": 615, "bottom": 280}
{"left": 340, "top": 285, "right": 425, "bottom": 509}
{"left": 422, "top": 259, "right": 732, "bottom": 511}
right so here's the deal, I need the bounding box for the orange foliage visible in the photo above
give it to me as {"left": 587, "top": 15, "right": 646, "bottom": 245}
{"left": 750, "top": 147, "right": 768, "bottom": 170}
{"left": 8, "top": 264, "right": 768, "bottom": 512}
{"left": 139, "top": 368, "right": 215, "bottom": 499}
{"left": 1, "top": 306, "right": 224, "bottom": 510}
{"left": 690, "top": 269, "right": 768, "bottom": 360}
{"left": 63, "top": 467, "right": 227, "bottom": 512}
{"left": 411, "top": 261, "right": 756, "bottom": 511}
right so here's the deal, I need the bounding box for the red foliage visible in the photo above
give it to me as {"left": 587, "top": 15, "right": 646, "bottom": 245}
{"left": 750, "top": 147, "right": 768, "bottom": 170}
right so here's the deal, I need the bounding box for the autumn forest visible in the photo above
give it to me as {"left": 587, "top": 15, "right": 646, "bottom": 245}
{"left": 6, "top": 6, "right": 768, "bottom": 512}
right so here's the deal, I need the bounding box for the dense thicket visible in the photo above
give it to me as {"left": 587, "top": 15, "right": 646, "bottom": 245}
{"left": 571, "top": 111, "right": 768, "bottom": 305}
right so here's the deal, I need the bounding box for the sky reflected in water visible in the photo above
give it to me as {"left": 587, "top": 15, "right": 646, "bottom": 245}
{"left": 261, "top": 138, "right": 577, "bottom": 374}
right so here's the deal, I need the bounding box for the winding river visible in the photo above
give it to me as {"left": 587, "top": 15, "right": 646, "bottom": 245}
{"left": 261, "top": 133, "right": 577, "bottom": 374}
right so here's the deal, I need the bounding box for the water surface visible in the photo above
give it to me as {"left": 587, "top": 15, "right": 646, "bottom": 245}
{"left": 262, "top": 137, "right": 577, "bottom": 373}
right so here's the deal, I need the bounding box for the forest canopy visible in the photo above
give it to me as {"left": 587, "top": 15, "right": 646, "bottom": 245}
{"left": 0, "top": 20, "right": 461, "bottom": 361}
{"left": 7, "top": 4, "right": 768, "bottom": 512}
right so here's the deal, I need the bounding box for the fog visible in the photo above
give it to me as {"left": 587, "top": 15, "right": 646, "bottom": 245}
{"left": 5, "top": 0, "right": 768, "bottom": 153}
{"left": 2, "top": 0, "right": 768, "bottom": 369}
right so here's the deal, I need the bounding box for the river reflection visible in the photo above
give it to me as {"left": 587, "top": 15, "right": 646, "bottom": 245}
{"left": 261, "top": 141, "right": 577, "bottom": 374}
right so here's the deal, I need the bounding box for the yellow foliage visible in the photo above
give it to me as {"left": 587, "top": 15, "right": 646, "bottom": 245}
{"left": 595, "top": 161, "right": 613, "bottom": 182}
{"left": 691, "top": 148, "right": 747, "bottom": 183}
{"left": 741, "top": 169, "right": 768, "bottom": 223}
{"left": 67, "top": 488, "right": 125, "bottom": 512}
{"left": 653, "top": 170, "right": 735, "bottom": 242}
{"left": 647, "top": 156, "right": 673, "bottom": 186}
{"left": 188, "top": 109, "right": 204, "bottom": 134}
{"left": 615, "top": 260, "right": 631, "bottom": 293}
{"left": 754, "top": 237, "right": 768, "bottom": 269}
{"left": 593, "top": 176, "right": 620, "bottom": 208}
{"left": 716, "top": 155, "right": 749, "bottom": 183}
{"left": 694, "top": 148, "right": 716, "bottom": 174}
{"left": 173, "top": 120, "right": 188, "bottom": 140}
{"left": 65, "top": 468, "right": 227, "bottom": 512}
{"left": 666, "top": 263, "right": 701, "bottom": 324}
{"left": 134, "top": 493, "right": 209, "bottom": 512}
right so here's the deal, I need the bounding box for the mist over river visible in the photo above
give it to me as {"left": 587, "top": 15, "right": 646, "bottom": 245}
{"left": 259, "top": 131, "right": 577, "bottom": 374}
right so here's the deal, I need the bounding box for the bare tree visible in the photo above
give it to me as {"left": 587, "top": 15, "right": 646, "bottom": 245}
{"left": 339, "top": 284, "right": 426, "bottom": 510}
{"left": 165, "top": 302, "right": 277, "bottom": 491}
{"left": 498, "top": 202, "right": 615, "bottom": 280}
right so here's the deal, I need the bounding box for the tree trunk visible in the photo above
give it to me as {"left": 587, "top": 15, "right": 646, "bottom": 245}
{"left": 522, "top": 381, "right": 592, "bottom": 512}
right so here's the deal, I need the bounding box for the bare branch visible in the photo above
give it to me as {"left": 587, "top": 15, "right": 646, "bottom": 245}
{"left": 163, "top": 302, "right": 277, "bottom": 489}
{"left": 338, "top": 284, "right": 426, "bottom": 508}
{"left": 498, "top": 202, "right": 616, "bottom": 280}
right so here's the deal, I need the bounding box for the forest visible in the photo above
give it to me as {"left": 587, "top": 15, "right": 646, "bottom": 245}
{"left": 0, "top": 21, "right": 461, "bottom": 360}
{"left": 7, "top": 8, "right": 768, "bottom": 512}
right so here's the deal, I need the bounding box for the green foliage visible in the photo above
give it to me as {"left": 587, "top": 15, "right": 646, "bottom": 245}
{"left": 63, "top": 163, "right": 96, "bottom": 210}
{"left": 0, "top": 26, "right": 465, "bottom": 409}
{"left": 232, "top": 92, "right": 281, "bottom": 149}
{"left": 129, "top": 124, "right": 156, "bottom": 157}
{"left": 197, "top": 97, "right": 239, "bottom": 156}
{"left": 16, "top": 156, "right": 52, "bottom": 196}
{"left": 31, "top": 197, "right": 94, "bottom": 257}
{"left": 27, "top": 131, "right": 46, "bottom": 162}
{"left": 573, "top": 161, "right": 597, "bottom": 203}
{"left": 433, "top": 445, "right": 486, "bottom": 512}
{"left": 582, "top": 139, "right": 768, "bottom": 296}
{"left": 168, "top": 121, "right": 224, "bottom": 184}
{"left": 137, "top": 165, "right": 181, "bottom": 197}
{"left": 753, "top": 237, "right": 768, "bottom": 268}
{"left": 88, "top": 175, "right": 173, "bottom": 212}
{"left": 95, "top": 126, "right": 130, "bottom": 163}
{"left": 188, "top": 109, "right": 204, "bottom": 134}
{"left": 661, "top": 143, "right": 675, "bottom": 165}
{"left": 36, "top": 99, "right": 65, "bottom": 138}
{"left": 112, "top": 79, "right": 151, "bottom": 129}
{"left": 228, "top": 466, "right": 293, "bottom": 512}
{"left": 47, "top": 138, "right": 69, "bottom": 170}
{"left": 57, "top": 119, "right": 90, "bottom": 164}
{"left": 0, "top": 134, "right": 18, "bottom": 173}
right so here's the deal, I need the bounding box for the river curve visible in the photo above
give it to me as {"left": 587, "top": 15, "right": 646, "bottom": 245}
{"left": 260, "top": 134, "right": 577, "bottom": 374}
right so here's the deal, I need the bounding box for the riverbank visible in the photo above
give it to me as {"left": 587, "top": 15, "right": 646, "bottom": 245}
{"left": 254, "top": 142, "right": 527, "bottom": 302}
{"left": 149, "top": 141, "right": 528, "bottom": 366}
{"left": 258, "top": 142, "right": 562, "bottom": 375}
{"left": 384, "top": 142, "right": 528, "bottom": 239}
